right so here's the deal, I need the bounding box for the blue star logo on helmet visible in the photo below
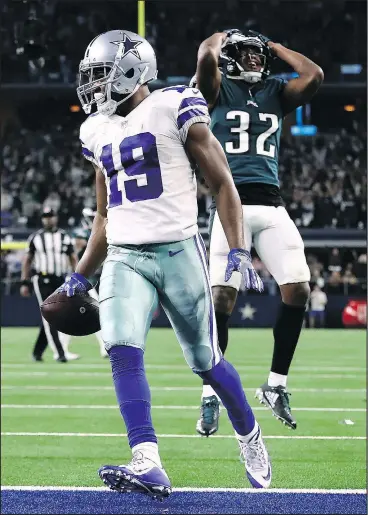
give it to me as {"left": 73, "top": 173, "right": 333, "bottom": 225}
{"left": 111, "top": 34, "right": 142, "bottom": 59}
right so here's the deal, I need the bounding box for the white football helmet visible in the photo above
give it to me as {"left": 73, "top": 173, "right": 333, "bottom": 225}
{"left": 77, "top": 29, "right": 157, "bottom": 116}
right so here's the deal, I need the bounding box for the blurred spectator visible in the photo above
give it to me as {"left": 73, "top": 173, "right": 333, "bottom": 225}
{"left": 1, "top": 251, "right": 8, "bottom": 293}
{"left": 326, "top": 271, "right": 343, "bottom": 294}
{"left": 341, "top": 263, "right": 359, "bottom": 294}
{"left": 1, "top": 249, "right": 24, "bottom": 295}
{"left": 310, "top": 269, "right": 325, "bottom": 289}
{"left": 260, "top": 269, "right": 278, "bottom": 296}
{"left": 352, "top": 253, "right": 367, "bottom": 295}
{"left": 309, "top": 285, "right": 328, "bottom": 328}
{"left": 2, "top": 0, "right": 366, "bottom": 83}
{"left": 1, "top": 188, "right": 14, "bottom": 228}
{"left": 1, "top": 188, "right": 13, "bottom": 211}
{"left": 353, "top": 253, "right": 367, "bottom": 281}
{"left": 43, "top": 192, "right": 61, "bottom": 213}
{"left": 328, "top": 248, "right": 342, "bottom": 273}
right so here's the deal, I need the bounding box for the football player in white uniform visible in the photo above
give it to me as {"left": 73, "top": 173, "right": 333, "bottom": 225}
{"left": 60, "top": 30, "right": 271, "bottom": 499}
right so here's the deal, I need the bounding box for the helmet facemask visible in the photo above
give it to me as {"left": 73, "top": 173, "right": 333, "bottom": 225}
{"left": 78, "top": 64, "right": 114, "bottom": 114}
{"left": 221, "top": 37, "right": 270, "bottom": 84}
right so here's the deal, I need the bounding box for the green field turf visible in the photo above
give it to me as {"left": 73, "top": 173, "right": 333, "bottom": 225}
{"left": 1, "top": 327, "right": 366, "bottom": 490}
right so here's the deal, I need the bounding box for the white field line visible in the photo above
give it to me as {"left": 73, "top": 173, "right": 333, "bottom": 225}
{"left": 0, "top": 486, "right": 366, "bottom": 494}
{"left": 1, "top": 432, "right": 365, "bottom": 440}
{"left": 0, "top": 371, "right": 363, "bottom": 379}
{"left": 1, "top": 404, "right": 365, "bottom": 412}
{"left": 2, "top": 364, "right": 366, "bottom": 372}
{"left": 1, "top": 386, "right": 365, "bottom": 393}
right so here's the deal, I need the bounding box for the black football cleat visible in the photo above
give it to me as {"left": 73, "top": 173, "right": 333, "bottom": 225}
{"left": 255, "top": 383, "right": 297, "bottom": 430}
{"left": 196, "top": 395, "right": 220, "bottom": 436}
{"left": 32, "top": 354, "right": 43, "bottom": 362}
{"left": 56, "top": 356, "right": 68, "bottom": 363}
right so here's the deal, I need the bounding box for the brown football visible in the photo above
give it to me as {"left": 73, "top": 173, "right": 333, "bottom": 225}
{"left": 41, "top": 290, "right": 100, "bottom": 336}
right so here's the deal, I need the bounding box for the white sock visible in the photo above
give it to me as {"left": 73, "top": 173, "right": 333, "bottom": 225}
{"left": 58, "top": 332, "right": 71, "bottom": 353}
{"left": 235, "top": 421, "right": 260, "bottom": 444}
{"left": 132, "top": 442, "right": 162, "bottom": 468}
{"left": 268, "top": 371, "right": 287, "bottom": 388}
{"left": 202, "top": 385, "right": 220, "bottom": 401}
{"left": 95, "top": 331, "right": 106, "bottom": 355}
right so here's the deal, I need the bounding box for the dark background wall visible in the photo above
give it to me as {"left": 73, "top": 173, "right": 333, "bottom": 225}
{"left": 1, "top": 294, "right": 365, "bottom": 329}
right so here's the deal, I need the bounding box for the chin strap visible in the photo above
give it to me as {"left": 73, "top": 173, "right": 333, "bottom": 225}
{"left": 226, "top": 58, "right": 264, "bottom": 84}
{"left": 227, "top": 73, "right": 262, "bottom": 83}
{"left": 97, "top": 66, "right": 150, "bottom": 117}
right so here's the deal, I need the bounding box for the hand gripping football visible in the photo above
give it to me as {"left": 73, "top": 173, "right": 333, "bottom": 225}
{"left": 41, "top": 290, "right": 100, "bottom": 336}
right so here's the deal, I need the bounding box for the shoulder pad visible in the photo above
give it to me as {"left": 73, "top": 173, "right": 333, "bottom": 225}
{"left": 79, "top": 114, "right": 105, "bottom": 166}
{"left": 158, "top": 85, "right": 210, "bottom": 142}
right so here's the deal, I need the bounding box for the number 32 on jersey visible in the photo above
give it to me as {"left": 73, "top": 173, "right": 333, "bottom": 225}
{"left": 225, "top": 111, "right": 279, "bottom": 157}
{"left": 100, "top": 132, "right": 163, "bottom": 208}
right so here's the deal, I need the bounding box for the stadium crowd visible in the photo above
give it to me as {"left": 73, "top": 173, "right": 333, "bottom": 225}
{"left": 1, "top": 120, "right": 366, "bottom": 296}
{"left": 2, "top": 0, "right": 366, "bottom": 83}
{"left": 2, "top": 122, "right": 366, "bottom": 231}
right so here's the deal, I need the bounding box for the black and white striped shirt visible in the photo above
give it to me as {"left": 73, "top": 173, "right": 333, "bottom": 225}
{"left": 27, "top": 229, "right": 74, "bottom": 277}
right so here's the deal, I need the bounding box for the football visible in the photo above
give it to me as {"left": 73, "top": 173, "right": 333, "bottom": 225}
{"left": 41, "top": 290, "right": 100, "bottom": 336}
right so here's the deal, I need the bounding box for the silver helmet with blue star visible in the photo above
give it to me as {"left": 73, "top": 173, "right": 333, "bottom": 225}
{"left": 77, "top": 30, "right": 157, "bottom": 116}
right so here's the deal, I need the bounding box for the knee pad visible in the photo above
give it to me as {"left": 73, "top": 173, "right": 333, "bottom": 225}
{"left": 184, "top": 344, "right": 216, "bottom": 374}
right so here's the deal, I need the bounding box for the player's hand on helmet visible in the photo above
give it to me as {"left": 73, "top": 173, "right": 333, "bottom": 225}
{"left": 60, "top": 272, "right": 93, "bottom": 298}
{"left": 247, "top": 29, "right": 272, "bottom": 45}
{"left": 225, "top": 249, "right": 264, "bottom": 293}
{"left": 247, "top": 30, "right": 277, "bottom": 57}
{"left": 222, "top": 29, "right": 244, "bottom": 48}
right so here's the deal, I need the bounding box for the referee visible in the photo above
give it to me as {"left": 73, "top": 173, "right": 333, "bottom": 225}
{"left": 20, "top": 207, "right": 78, "bottom": 362}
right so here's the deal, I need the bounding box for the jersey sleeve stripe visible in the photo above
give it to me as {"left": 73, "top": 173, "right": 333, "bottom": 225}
{"left": 81, "top": 146, "right": 95, "bottom": 159}
{"left": 177, "top": 108, "right": 208, "bottom": 130}
{"left": 178, "top": 105, "right": 208, "bottom": 118}
{"left": 178, "top": 115, "right": 211, "bottom": 143}
{"left": 178, "top": 96, "right": 207, "bottom": 112}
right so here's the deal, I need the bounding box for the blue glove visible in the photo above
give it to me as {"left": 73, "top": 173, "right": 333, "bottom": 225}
{"left": 59, "top": 272, "right": 93, "bottom": 298}
{"left": 247, "top": 29, "right": 272, "bottom": 45}
{"left": 225, "top": 248, "right": 264, "bottom": 293}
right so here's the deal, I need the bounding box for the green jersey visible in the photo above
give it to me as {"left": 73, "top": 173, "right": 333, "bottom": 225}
{"left": 210, "top": 74, "right": 286, "bottom": 190}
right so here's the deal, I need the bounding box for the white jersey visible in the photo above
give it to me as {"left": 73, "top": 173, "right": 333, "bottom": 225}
{"left": 79, "top": 86, "right": 210, "bottom": 244}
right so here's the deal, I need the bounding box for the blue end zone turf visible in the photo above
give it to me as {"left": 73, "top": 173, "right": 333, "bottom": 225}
{"left": 1, "top": 490, "right": 366, "bottom": 515}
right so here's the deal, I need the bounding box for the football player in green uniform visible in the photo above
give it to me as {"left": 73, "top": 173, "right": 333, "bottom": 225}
{"left": 193, "top": 29, "right": 323, "bottom": 435}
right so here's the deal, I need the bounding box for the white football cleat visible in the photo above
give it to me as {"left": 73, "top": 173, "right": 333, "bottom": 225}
{"left": 238, "top": 426, "right": 272, "bottom": 489}
{"left": 54, "top": 351, "right": 80, "bottom": 361}
{"left": 65, "top": 352, "right": 80, "bottom": 361}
